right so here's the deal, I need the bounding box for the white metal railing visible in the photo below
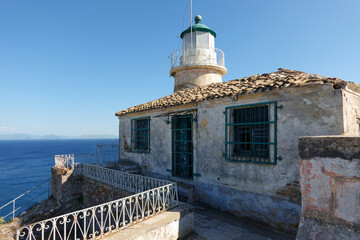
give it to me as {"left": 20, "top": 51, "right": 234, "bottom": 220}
{"left": 55, "top": 144, "right": 119, "bottom": 170}
{"left": 96, "top": 144, "right": 119, "bottom": 164}
{"left": 55, "top": 154, "right": 75, "bottom": 170}
{"left": 75, "top": 164, "right": 176, "bottom": 194}
{"left": 0, "top": 179, "right": 50, "bottom": 221}
{"left": 16, "top": 164, "right": 178, "bottom": 240}
{"left": 170, "top": 47, "right": 225, "bottom": 69}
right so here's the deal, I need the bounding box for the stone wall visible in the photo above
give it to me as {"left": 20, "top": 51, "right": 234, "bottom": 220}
{"left": 81, "top": 178, "right": 132, "bottom": 208}
{"left": 51, "top": 167, "right": 132, "bottom": 208}
{"left": 51, "top": 167, "right": 80, "bottom": 202}
{"left": 297, "top": 136, "right": 360, "bottom": 240}
{"left": 118, "top": 84, "right": 347, "bottom": 233}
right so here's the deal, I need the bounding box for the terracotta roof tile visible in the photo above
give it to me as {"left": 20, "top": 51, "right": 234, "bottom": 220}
{"left": 115, "top": 68, "right": 351, "bottom": 116}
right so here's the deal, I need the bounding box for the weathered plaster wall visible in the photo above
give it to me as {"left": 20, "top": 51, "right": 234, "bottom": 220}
{"left": 172, "top": 67, "right": 224, "bottom": 92}
{"left": 297, "top": 136, "right": 360, "bottom": 240}
{"left": 118, "top": 84, "right": 345, "bottom": 233}
{"left": 195, "top": 85, "right": 343, "bottom": 196}
{"left": 342, "top": 88, "right": 360, "bottom": 135}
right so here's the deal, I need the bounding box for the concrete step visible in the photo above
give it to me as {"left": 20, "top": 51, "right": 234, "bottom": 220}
{"left": 177, "top": 182, "right": 194, "bottom": 204}
{"left": 105, "top": 160, "right": 141, "bottom": 174}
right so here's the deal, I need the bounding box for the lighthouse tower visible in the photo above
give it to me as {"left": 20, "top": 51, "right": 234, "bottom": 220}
{"left": 170, "top": 15, "right": 227, "bottom": 92}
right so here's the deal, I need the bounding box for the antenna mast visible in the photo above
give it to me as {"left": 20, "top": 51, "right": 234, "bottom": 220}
{"left": 190, "top": 0, "right": 193, "bottom": 49}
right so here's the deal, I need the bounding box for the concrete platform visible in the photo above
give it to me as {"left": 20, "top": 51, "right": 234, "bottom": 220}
{"left": 103, "top": 203, "right": 194, "bottom": 240}
{"left": 186, "top": 206, "right": 296, "bottom": 240}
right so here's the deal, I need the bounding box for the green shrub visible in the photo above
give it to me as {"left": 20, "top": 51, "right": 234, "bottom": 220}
{"left": 0, "top": 217, "right": 5, "bottom": 226}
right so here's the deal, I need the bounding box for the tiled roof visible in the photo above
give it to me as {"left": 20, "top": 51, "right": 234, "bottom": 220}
{"left": 115, "top": 68, "right": 349, "bottom": 116}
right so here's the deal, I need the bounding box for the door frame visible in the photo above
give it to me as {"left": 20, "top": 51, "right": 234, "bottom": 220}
{"left": 171, "top": 114, "right": 193, "bottom": 180}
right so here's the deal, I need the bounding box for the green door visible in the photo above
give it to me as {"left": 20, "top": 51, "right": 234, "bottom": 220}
{"left": 172, "top": 115, "right": 193, "bottom": 179}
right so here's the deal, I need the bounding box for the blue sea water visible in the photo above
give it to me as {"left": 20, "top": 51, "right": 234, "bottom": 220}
{"left": 0, "top": 139, "right": 116, "bottom": 219}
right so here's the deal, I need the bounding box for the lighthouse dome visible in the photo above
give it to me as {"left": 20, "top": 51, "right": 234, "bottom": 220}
{"left": 180, "top": 15, "right": 217, "bottom": 39}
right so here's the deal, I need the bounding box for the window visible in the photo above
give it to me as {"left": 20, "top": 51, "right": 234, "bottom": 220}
{"left": 225, "top": 102, "right": 277, "bottom": 164}
{"left": 131, "top": 117, "right": 150, "bottom": 153}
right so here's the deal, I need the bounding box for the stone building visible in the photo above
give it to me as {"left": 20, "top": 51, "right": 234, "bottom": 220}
{"left": 115, "top": 16, "right": 360, "bottom": 234}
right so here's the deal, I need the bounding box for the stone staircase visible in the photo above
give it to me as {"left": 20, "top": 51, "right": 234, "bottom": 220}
{"left": 177, "top": 182, "right": 194, "bottom": 204}
{"left": 106, "top": 161, "right": 194, "bottom": 203}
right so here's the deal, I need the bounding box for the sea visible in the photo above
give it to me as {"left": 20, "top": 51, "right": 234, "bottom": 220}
{"left": 0, "top": 139, "right": 116, "bottom": 219}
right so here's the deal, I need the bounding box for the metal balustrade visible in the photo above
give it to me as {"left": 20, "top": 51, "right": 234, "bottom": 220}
{"left": 76, "top": 164, "right": 176, "bottom": 194}
{"left": 55, "top": 144, "right": 119, "bottom": 170}
{"left": 170, "top": 47, "right": 225, "bottom": 69}
{"left": 55, "top": 154, "right": 75, "bottom": 170}
{"left": 0, "top": 179, "right": 50, "bottom": 221}
{"left": 95, "top": 144, "right": 119, "bottom": 164}
{"left": 16, "top": 164, "right": 178, "bottom": 240}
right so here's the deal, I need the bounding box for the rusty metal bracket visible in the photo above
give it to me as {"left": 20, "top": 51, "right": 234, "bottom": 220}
{"left": 154, "top": 109, "right": 197, "bottom": 124}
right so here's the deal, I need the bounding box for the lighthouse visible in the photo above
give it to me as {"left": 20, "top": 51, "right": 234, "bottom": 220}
{"left": 170, "top": 15, "right": 227, "bottom": 92}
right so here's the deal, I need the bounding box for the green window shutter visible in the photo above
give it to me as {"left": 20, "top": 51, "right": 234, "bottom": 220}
{"left": 131, "top": 117, "right": 150, "bottom": 153}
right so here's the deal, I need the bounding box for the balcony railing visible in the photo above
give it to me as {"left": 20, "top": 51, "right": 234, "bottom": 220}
{"left": 76, "top": 164, "right": 175, "bottom": 194}
{"left": 55, "top": 144, "right": 119, "bottom": 170}
{"left": 55, "top": 154, "right": 75, "bottom": 170}
{"left": 170, "top": 47, "right": 225, "bottom": 69}
{"left": 16, "top": 164, "right": 178, "bottom": 240}
{"left": 0, "top": 179, "right": 50, "bottom": 221}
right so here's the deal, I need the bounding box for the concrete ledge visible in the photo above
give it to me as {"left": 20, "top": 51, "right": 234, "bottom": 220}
{"left": 103, "top": 203, "right": 194, "bottom": 240}
{"left": 299, "top": 136, "right": 360, "bottom": 160}
{"left": 297, "top": 217, "right": 360, "bottom": 240}
{"left": 170, "top": 64, "right": 227, "bottom": 76}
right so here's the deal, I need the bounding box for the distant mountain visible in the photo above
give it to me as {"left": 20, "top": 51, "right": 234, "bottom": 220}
{"left": 0, "top": 133, "right": 117, "bottom": 140}
{"left": 0, "top": 134, "right": 34, "bottom": 140}
{"left": 78, "top": 134, "right": 118, "bottom": 139}
{"left": 40, "top": 135, "right": 62, "bottom": 140}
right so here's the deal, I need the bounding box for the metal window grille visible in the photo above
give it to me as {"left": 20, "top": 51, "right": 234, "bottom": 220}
{"left": 225, "top": 101, "right": 277, "bottom": 164}
{"left": 171, "top": 115, "right": 193, "bottom": 179}
{"left": 131, "top": 117, "right": 150, "bottom": 153}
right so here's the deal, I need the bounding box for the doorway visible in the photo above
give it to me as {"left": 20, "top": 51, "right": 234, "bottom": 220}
{"left": 171, "top": 115, "right": 193, "bottom": 179}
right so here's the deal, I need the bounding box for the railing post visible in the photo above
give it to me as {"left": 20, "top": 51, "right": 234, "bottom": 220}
{"left": 12, "top": 200, "right": 15, "bottom": 220}
{"left": 71, "top": 156, "right": 74, "bottom": 170}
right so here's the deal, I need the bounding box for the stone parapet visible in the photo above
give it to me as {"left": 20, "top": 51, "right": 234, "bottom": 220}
{"left": 51, "top": 167, "right": 77, "bottom": 201}
{"left": 298, "top": 135, "right": 360, "bottom": 160}
{"left": 297, "top": 136, "right": 360, "bottom": 240}
{"left": 51, "top": 167, "right": 132, "bottom": 207}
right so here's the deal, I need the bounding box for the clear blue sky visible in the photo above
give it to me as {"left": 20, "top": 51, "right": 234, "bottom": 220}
{"left": 1, "top": 0, "right": 359, "bottom": 137}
